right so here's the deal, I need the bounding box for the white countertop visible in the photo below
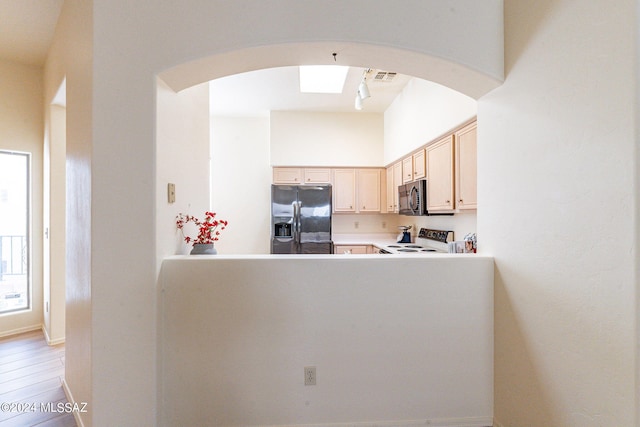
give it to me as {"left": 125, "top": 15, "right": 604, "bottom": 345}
{"left": 332, "top": 233, "right": 451, "bottom": 254}
{"left": 332, "top": 233, "right": 398, "bottom": 247}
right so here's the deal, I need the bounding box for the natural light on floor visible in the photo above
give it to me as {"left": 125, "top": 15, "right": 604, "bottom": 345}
{"left": 0, "top": 151, "right": 30, "bottom": 314}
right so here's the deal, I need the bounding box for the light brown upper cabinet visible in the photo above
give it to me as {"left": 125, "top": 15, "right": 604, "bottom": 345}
{"left": 303, "top": 168, "right": 331, "bottom": 184}
{"left": 273, "top": 167, "right": 303, "bottom": 184}
{"left": 402, "top": 156, "right": 413, "bottom": 183}
{"left": 454, "top": 121, "right": 477, "bottom": 210}
{"left": 426, "top": 135, "right": 455, "bottom": 212}
{"left": 412, "top": 149, "right": 426, "bottom": 180}
{"left": 357, "top": 169, "right": 381, "bottom": 212}
{"left": 332, "top": 169, "right": 357, "bottom": 212}
{"left": 386, "top": 161, "right": 402, "bottom": 213}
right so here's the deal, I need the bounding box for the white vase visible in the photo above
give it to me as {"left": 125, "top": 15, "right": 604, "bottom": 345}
{"left": 190, "top": 243, "right": 217, "bottom": 255}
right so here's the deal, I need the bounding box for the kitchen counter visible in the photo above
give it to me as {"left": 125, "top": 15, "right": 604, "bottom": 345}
{"left": 332, "top": 233, "right": 398, "bottom": 247}
{"left": 332, "top": 233, "right": 454, "bottom": 254}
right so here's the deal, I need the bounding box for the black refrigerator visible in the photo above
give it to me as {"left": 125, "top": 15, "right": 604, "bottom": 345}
{"left": 270, "top": 184, "right": 333, "bottom": 254}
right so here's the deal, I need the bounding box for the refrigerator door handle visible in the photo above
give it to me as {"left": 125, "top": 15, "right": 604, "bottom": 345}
{"left": 296, "top": 201, "right": 302, "bottom": 248}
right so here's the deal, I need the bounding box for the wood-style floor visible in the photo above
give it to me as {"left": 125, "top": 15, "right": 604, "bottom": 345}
{"left": 0, "top": 330, "right": 76, "bottom": 426}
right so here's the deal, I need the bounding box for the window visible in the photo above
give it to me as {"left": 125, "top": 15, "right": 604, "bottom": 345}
{"left": 0, "top": 151, "right": 30, "bottom": 314}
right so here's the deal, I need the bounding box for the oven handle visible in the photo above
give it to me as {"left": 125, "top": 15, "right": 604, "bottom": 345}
{"left": 409, "top": 185, "right": 419, "bottom": 213}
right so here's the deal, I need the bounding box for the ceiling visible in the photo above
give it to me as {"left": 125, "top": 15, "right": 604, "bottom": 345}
{"left": 0, "top": 2, "right": 410, "bottom": 114}
{"left": 0, "top": 0, "right": 63, "bottom": 66}
{"left": 209, "top": 66, "right": 412, "bottom": 117}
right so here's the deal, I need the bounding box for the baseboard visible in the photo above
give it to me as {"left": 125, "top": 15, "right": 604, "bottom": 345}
{"left": 0, "top": 323, "right": 41, "bottom": 339}
{"left": 62, "top": 379, "right": 86, "bottom": 427}
{"left": 41, "top": 325, "right": 65, "bottom": 346}
{"left": 257, "top": 417, "right": 493, "bottom": 427}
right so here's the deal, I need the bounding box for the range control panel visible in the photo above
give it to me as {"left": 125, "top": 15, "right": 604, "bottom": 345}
{"left": 418, "top": 228, "right": 453, "bottom": 243}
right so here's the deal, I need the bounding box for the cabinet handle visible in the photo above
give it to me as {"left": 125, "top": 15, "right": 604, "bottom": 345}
{"left": 446, "top": 200, "right": 450, "bottom": 204}
{"left": 459, "top": 199, "right": 463, "bottom": 203}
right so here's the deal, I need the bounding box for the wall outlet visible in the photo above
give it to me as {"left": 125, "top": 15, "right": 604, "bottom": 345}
{"left": 382, "top": 221, "right": 386, "bottom": 229}
{"left": 354, "top": 221, "right": 359, "bottom": 229}
{"left": 304, "top": 366, "right": 316, "bottom": 386}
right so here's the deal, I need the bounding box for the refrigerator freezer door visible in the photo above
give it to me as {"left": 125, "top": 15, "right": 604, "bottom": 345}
{"left": 271, "top": 185, "right": 298, "bottom": 254}
{"left": 271, "top": 185, "right": 296, "bottom": 218}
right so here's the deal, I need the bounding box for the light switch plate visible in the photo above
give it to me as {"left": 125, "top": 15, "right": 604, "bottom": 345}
{"left": 168, "top": 183, "right": 176, "bottom": 204}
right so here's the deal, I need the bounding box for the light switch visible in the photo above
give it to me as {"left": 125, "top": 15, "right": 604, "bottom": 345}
{"left": 168, "top": 183, "right": 176, "bottom": 204}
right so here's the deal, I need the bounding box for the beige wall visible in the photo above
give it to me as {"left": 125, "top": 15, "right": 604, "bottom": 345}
{"left": 271, "top": 111, "right": 384, "bottom": 167}
{"left": 45, "top": 0, "right": 93, "bottom": 424}
{"left": 62, "top": 1, "right": 502, "bottom": 425}
{"left": 0, "top": 60, "right": 44, "bottom": 336}
{"left": 156, "top": 79, "right": 211, "bottom": 261}
{"left": 384, "top": 78, "right": 477, "bottom": 164}
{"left": 161, "top": 256, "right": 494, "bottom": 425}
{"left": 210, "top": 116, "right": 271, "bottom": 255}
{"left": 480, "top": 0, "right": 636, "bottom": 425}
{"left": 43, "top": 0, "right": 639, "bottom": 425}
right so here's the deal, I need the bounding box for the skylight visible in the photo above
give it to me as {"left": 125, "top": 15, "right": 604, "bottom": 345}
{"left": 299, "top": 65, "right": 349, "bottom": 94}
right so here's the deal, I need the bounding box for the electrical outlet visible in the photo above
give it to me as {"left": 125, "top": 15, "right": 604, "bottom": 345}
{"left": 354, "top": 221, "right": 359, "bottom": 229}
{"left": 304, "top": 366, "right": 316, "bottom": 386}
{"left": 382, "top": 221, "right": 386, "bottom": 229}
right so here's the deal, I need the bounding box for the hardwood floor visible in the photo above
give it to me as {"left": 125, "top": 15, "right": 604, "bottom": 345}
{"left": 0, "top": 330, "right": 76, "bottom": 426}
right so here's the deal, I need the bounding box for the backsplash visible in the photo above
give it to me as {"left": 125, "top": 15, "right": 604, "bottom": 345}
{"left": 332, "top": 214, "right": 402, "bottom": 234}
{"left": 332, "top": 211, "right": 477, "bottom": 243}
{"left": 408, "top": 211, "right": 477, "bottom": 244}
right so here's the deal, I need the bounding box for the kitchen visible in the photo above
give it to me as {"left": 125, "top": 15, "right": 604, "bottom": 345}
{"left": 207, "top": 66, "right": 479, "bottom": 256}
{"left": 43, "top": 1, "right": 635, "bottom": 426}
{"left": 160, "top": 66, "right": 493, "bottom": 426}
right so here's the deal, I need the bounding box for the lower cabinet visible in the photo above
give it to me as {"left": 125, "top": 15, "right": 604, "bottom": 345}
{"left": 334, "top": 244, "right": 373, "bottom": 254}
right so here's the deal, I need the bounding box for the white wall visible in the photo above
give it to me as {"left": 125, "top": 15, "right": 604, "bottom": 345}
{"left": 63, "top": 1, "right": 504, "bottom": 424}
{"left": 384, "top": 78, "right": 477, "bottom": 164}
{"left": 45, "top": 1, "right": 93, "bottom": 422}
{"left": 43, "top": 103, "right": 66, "bottom": 345}
{"left": 211, "top": 116, "right": 271, "bottom": 254}
{"left": 480, "top": 0, "right": 636, "bottom": 425}
{"left": 0, "top": 60, "right": 44, "bottom": 336}
{"left": 383, "top": 77, "right": 478, "bottom": 240}
{"left": 156, "top": 79, "right": 211, "bottom": 261}
{"left": 160, "top": 255, "right": 494, "bottom": 426}
{"left": 271, "top": 112, "right": 384, "bottom": 166}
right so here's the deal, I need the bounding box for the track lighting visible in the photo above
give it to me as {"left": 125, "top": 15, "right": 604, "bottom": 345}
{"left": 355, "top": 68, "right": 371, "bottom": 110}
{"left": 358, "top": 79, "right": 370, "bottom": 99}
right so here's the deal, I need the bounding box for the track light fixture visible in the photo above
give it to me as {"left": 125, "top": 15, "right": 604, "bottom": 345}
{"left": 355, "top": 68, "right": 371, "bottom": 110}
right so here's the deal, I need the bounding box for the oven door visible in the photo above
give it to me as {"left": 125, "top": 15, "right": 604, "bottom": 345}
{"left": 398, "top": 184, "right": 413, "bottom": 215}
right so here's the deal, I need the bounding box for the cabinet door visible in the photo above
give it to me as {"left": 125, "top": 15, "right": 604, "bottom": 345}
{"left": 455, "top": 122, "right": 477, "bottom": 210}
{"left": 386, "top": 166, "right": 395, "bottom": 212}
{"left": 426, "top": 135, "right": 455, "bottom": 211}
{"left": 357, "top": 169, "right": 381, "bottom": 212}
{"left": 304, "top": 168, "right": 331, "bottom": 184}
{"left": 334, "top": 245, "right": 370, "bottom": 254}
{"left": 332, "top": 169, "right": 356, "bottom": 212}
{"left": 413, "top": 149, "right": 426, "bottom": 180}
{"left": 402, "top": 156, "right": 413, "bottom": 183}
{"left": 273, "top": 167, "right": 302, "bottom": 184}
{"left": 393, "top": 161, "right": 402, "bottom": 212}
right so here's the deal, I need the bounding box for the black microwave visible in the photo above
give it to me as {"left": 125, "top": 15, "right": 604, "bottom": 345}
{"left": 398, "top": 179, "right": 453, "bottom": 216}
{"left": 398, "top": 179, "right": 427, "bottom": 216}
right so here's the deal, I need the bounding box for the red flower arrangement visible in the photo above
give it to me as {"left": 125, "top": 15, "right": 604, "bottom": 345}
{"left": 176, "top": 211, "right": 229, "bottom": 246}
